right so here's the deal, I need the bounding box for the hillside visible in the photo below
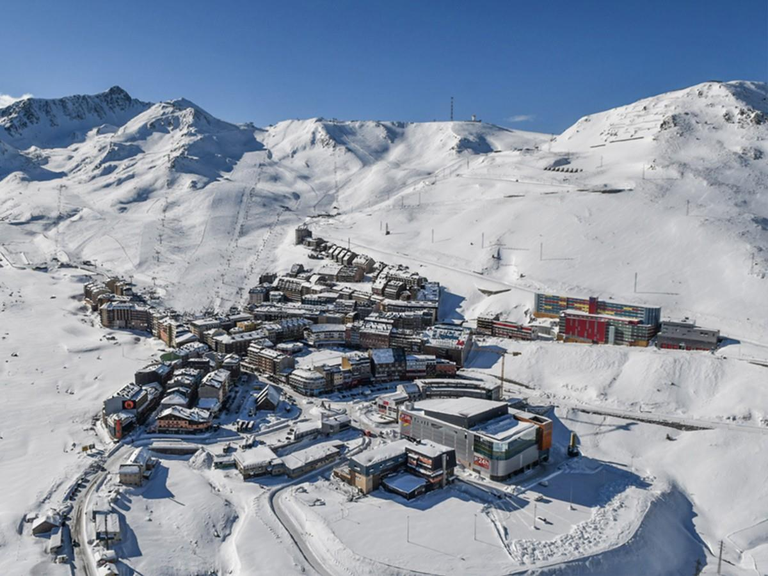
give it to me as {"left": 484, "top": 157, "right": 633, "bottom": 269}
{"left": 2, "top": 80, "right": 768, "bottom": 575}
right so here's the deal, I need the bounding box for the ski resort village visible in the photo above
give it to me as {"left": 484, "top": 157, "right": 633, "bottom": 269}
{"left": 1, "top": 79, "right": 768, "bottom": 576}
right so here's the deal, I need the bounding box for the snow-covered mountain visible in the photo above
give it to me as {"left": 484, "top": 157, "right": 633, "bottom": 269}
{"left": 0, "top": 86, "right": 150, "bottom": 149}
{"left": 0, "top": 81, "right": 766, "bottom": 334}
{"left": 3, "top": 81, "right": 768, "bottom": 576}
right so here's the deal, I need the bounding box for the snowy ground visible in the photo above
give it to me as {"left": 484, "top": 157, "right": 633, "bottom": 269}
{"left": 0, "top": 265, "right": 163, "bottom": 575}
{"left": 2, "top": 81, "right": 768, "bottom": 574}
{"left": 108, "top": 455, "right": 238, "bottom": 576}
{"left": 276, "top": 465, "right": 654, "bottom": 575}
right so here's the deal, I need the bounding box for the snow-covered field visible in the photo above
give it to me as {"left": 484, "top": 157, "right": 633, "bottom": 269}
{"left": 277, "top": 463, "right": 655, "bottom": 575}
{"left": 1, "top": 80, "right": 768, "bottom": 574}
{"left": 0, "top": 265, "right": 163, "bottom": 575}
{"left": 109, "top": 455, "right": 238, "bottom": 576}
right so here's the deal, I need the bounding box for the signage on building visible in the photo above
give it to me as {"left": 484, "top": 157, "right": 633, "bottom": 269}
{"left": 399, "top": 413, "right": 412, "bottom": 426}
{"left": 122, "top": 399, "right": 136, "bottom": 410}
{"left": 473, "top": 455, "right": 490, "bottom": 470}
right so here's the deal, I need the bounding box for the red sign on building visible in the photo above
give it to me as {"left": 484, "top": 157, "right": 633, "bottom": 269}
{"left": 473, "top": 455, "right": 490, "bottom": 470}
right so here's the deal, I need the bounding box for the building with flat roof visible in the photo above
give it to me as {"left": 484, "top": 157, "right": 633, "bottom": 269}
{"left": 234, "top": 445, "right": 281, "bottom": 479}
{"left": 657, "top": 320, "right": 720, "bottom": 351}
{"left": 281, "top": 442, "right": 342, "bottom": 478}
{"left": 558, "top": 309, "right": 658, "bottom": 347}
{"left": 242, "top": 345, "right": 295, "bottom": 376}
{"left": 305, "top": 323, "right": 347, "bottom": 346}
{"left": 399, "top": 398, "right": 552, "bottom": 481}
{"left": 345, "top": 439, "right": 411, "bottom": 494}
{"left": 341, "top": 439, "right": 456, "bottom": 496}
{"left": 288, "top": 369, "right": 327, "bottom": 396}
{"left": 534, "top": 292, "right": 662, "bottom": 326}
{"left": 422, "top": 324, "right": 473, "bottom": 367}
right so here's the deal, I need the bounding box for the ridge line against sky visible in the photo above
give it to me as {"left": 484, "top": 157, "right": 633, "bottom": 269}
{"left": 0, "top": 0, "right": 766, "bottom": 134}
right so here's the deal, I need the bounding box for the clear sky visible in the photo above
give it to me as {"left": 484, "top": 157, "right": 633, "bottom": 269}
{"left": 1, "top": 0, "right": 766, "bottom": 134}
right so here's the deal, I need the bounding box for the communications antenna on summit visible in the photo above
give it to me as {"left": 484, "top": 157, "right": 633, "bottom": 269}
{"left": 450, "top": 96, "right": 454, "bottom": 121}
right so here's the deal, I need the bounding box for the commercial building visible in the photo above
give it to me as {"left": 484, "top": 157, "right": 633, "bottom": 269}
{"left": 399, "top": 398, "right": 552, "bottom": 481}
{"left": 656, "top": 320, "right": 720, "bottom": 351}
{"left": 422, "top": 324, "right": 473, "bottom": 367}
{"left": 534, "top": 292, "right": 661, "bottom": 326}
{"left": 340, "top": 439, "right": 455, "bottom": 497}
{"left": 343, "top": 439, "right": 411, "bottom": 494}
{"left": 558, "top": 310, "right": 658, "bottom": 347}
{"left": 281, "top": 442, "right": 342, "bottom": 478}
{"left": 134, "top": 363, "right": 173, "bottom": 387}
{"left": 376, "top": 379, "right": 501, "bottom": 421}
{"left": 234, "top": 445, "right": 281, "bottom": 479}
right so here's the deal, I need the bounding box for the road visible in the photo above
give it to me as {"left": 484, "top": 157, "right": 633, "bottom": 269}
{"left": 268, "top": 436, "right": 370, "bottom": 576}
{"left": 71, "top": 443, "right": 131, "bottom": 576}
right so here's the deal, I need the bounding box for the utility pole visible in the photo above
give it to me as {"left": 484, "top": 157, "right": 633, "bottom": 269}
{"left": 718, "top": 540, "right": 723, "bottom": 574}
{"left": 55, "top": 184, "right": 65, "bottom": 258}
{"left": 539, "top": 242, "right": 543, "bottom": 261}
{"left": 407, "top": 515, "right": 411, "bottom": 543}
{"left": 600, "top": 155, "right": 603, "bottom": 168}
{"left": 634, "top": 272, "right": 638, "bottom": 293}
{"left": 442, "top": 452, "right": 447, "bottom": 489}
{"left": 347, "top": 237, "right": 350, "bottom": 250}
{"left": 533, "top": 502, "right": 537, "bottom": 529}
{"left": 431, "top": 229, "right": 434, "bottom": 244}
{"left": 500, "top": 352, "right": 506, "bottom": 384}
{"left": 481, "top": 232, "right": 485, "bottom": 249}
{"left": 473, "top": 514, "right": 477, "bottom": 541}
{"left": 450, "top": 96, "right": 454, "bottom": 121}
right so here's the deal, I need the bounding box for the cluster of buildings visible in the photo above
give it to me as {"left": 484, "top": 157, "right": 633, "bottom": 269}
{"left": 333, "top": 396, "right": 552, "bottom": 499}
{"left": 241, "top": 343, "right": 459, "bottom": 396}
{"left": 101, "top": 351, "right": 239, "bottom": 439}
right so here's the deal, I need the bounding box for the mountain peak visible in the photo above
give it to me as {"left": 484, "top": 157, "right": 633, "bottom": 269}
{"left": 0, "top": 86, "right": 150, "bottom": 149}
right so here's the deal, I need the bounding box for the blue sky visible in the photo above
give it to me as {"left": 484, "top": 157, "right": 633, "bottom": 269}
{"left": 1, "top": 1, "right": 766, "bottom": 133}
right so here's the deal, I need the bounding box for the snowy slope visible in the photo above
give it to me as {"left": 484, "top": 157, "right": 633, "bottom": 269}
{"left": 2, "top": 81, "right": 768, "bottom": 575}
{"left": 0, "top": 86, "right": 150, "bottom": 149}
